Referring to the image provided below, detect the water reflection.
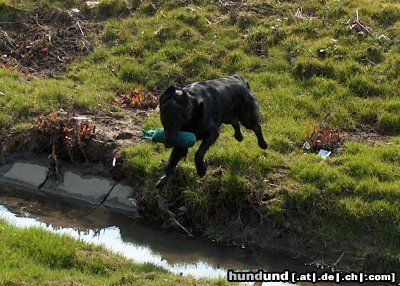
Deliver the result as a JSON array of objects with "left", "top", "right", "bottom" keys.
[{"left": 0, "top": 189, "right": 318, "bottom": 285}]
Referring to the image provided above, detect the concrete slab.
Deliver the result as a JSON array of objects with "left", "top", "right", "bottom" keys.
[
  {"left": 0, "top": 161, "right": 48, "bottom": 192},
  {"left": 42, "top": 169, "right": 115, "bottom": 204},
  {"left": 0, "top": 158, "right": 139, "bottom": 216},
  {"left": 103, "top": 183, "right": 138, "bottom": 214}
]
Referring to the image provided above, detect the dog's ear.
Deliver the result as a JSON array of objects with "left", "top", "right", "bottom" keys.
[
  {"left": 174, "top": 89, "right": 190, "bottom": 107},
  {"left": 160, "top": 86, "right": 176, "bottom": 105}
]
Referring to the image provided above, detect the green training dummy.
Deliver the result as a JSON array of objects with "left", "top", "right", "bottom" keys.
[{"left": 142, "top": 128, "right": 196, "bottom": 148}]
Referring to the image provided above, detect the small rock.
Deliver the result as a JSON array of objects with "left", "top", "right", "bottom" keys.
[
  {"left": 115, "top": 131, "right": 133, "bottom": 140},
  {"left": 302, "top": 141, "right": 311, "bottom": 150},
  {"left": 137, "top": 110, "right": 149, "bottom": 117},
  {"left": 84, "top": 1, "right": 100, "bottom": 9},
  {"left": 57, "top": 108, "right": 67, "bottom": 115},
  {"left": 178, "top": 206, "right": 187, "bottom": 213}
]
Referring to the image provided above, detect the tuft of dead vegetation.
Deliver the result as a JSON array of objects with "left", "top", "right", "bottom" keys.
[
  {"left": 35, "top": 112, "right": 96, "bottom": 151},
  {"left": 346, "top": 10, "right": 374, "bottom": 36},
  {"left": 113, "top": 90, "right": 158, "bottom": 110},
  {"left": 294, "top": 7, "right": 317, "bottom": 21},
  {"left": 35, "top": 112, "right": 98, "bottom": 169},
  {"left": 306, "top": 125, "right": 341, "bottom": 152},
  {"left": 0, "top": 7, "right": 101, "bottom": 76},
  {"left": 1, "top": 113, "right": 97, "bottom": 165}
]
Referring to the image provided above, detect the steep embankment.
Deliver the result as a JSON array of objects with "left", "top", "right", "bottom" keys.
[{"left": 1, "top": 0, "right": 400, "bottom": 274}]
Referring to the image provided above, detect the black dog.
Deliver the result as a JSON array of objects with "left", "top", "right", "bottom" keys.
[{"left": 156, "top": 75, "right": 267, "bottom": 188}]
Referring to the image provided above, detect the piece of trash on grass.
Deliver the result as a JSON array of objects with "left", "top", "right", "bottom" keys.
[
  {"left": 112, "top": 157, "right": 116, "bottom": 167},
  {"left": 317, "top": 149, "right": 331, "bottom": 160},
  {"left": 72, "top": 115, "right": 92, "bottom": 122}
]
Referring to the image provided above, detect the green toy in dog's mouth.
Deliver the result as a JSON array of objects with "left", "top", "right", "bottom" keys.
[{"left": 142, "top": 129, "right": 196, "bottom": 148}]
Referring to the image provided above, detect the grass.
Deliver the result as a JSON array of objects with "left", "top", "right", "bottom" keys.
[
  {"left": 0, "top": 220, "right": 227, "bottom": 285},
  {"left": 1, "top": 0, "right": 400, "bottom": 274},
  {"left": 287, "top": 141, "right": 400, "bottom": 270}
]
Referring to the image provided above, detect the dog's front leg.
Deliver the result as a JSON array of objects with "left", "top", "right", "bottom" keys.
[
  {"left": 231, "top": 119, "right": 243, "bottom": 142},
  {"left": 156, "top": 146, "right": 188, "bottom": 189},
  {"left": 195, "top": 130, "right": 219, "bottom": 177}
]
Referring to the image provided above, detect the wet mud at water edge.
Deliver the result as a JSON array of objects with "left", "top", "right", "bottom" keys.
[{"left": 0, "top": 189, "right": 362, "bottom": 286}]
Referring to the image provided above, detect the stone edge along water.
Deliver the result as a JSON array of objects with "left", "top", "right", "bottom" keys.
[{"left": 0, "top": 157, "right": 138, "bottom": 216}]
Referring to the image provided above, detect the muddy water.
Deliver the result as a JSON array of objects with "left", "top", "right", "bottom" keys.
[{"left": 0, "top": 189, "right": 334, "bottom": 285}]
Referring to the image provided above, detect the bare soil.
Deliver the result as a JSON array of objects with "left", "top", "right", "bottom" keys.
[
  {"left": 331, "top": 124, "right": 394, "bottom": 155},
  {"left": 342, "top": 124, "right": 392, "bottom": 145},
  {"left": 92, "top": 110, "right": 149, "bottom": 146}
]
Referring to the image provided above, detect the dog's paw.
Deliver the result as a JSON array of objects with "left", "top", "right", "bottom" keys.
[
  {"left": 234, "top": 133, "right": 243, "bottom": 142},
  {"left": 259, "top": 140, "right": 268, "bottom": 150},
  {"left": 196, "top": 162, "right": 207, "bottom": 177},
  {"left": 156, "top": 175, "right": 168, "bottom": 189}
]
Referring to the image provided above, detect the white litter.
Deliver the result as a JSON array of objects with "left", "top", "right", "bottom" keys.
[
  {"left": 72, "top": 115, "right": 92, "bottom": 122},
  {"left": 317, "top": 149, "right": 331, "bottom": 160}
]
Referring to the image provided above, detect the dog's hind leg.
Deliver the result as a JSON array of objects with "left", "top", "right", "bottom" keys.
[
  {"left": 195, "top": 129, "right": 219, "bottom": 177},
  {"left": 231, "top": 118, "right": 243, "bottom": 142},
  {"left": 156, "top": 146, "right": 188, "bottom": 189},
  {"left": 252, "top": 123, "right": 268, "bottom": 149},
  {"left": 239, "top": 114, "right": 268, "bottom": 150},
  {"left": 239, "top": 93, "right": 268, "bottom": 149}
]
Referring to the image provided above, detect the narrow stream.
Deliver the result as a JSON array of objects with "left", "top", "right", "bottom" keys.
[{"left": 0, "top": 188, "right": 334, "bottom": 285}]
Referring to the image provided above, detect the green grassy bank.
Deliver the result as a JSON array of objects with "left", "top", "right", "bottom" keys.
[
  {"left": 1, "top": 0, "right": 400, "bottom": 273},
  {"left": 0, "top": 220, "right": 226, "bottom": 285}
]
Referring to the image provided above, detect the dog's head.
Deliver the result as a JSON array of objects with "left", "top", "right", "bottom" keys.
[{"left": 159, "top": 86, "right": 200, "bottom": 148}]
